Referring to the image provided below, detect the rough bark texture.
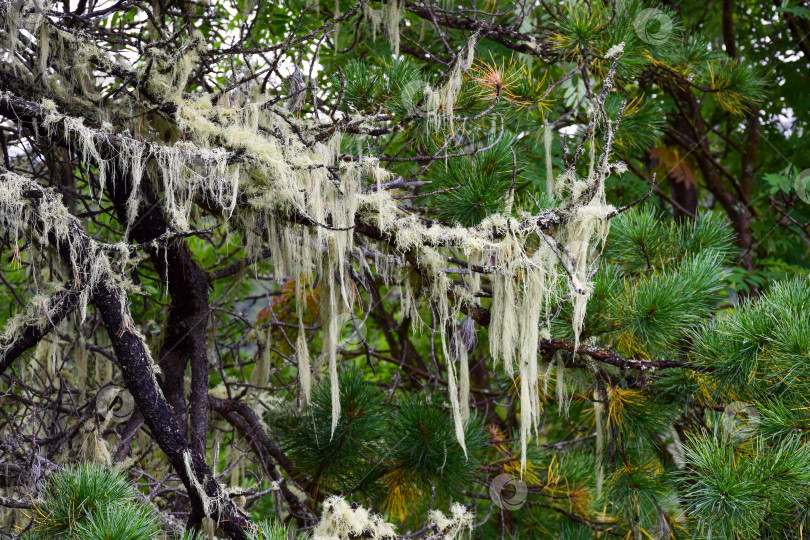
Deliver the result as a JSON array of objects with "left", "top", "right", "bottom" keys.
[
  {"left": 665, "top": 87, "right": 757, "bottom": 270},
  {"left": 0, "top": 138, "right": 250, "bottom": 540},
  {"left": 0, "top": 286, "right": 80, "bottom": 375}
]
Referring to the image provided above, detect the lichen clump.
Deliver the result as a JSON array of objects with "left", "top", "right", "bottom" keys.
[
  {"left": 7, "top": 21, "right": 619, "bottom": 473},
  {"left": 313, "top": 496, "right": 398, "bottom": 540},
  {"left": 427, "top": 503, "right": 474, "bottom": 539}
]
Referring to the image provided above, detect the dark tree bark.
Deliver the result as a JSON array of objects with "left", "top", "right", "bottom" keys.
[
  {"left": 0, "top": 286, "right": 80, "bottom": 375},
  {"left": 7, "top": 172, "right": 252, "bottom": 539},
  {"left": 106, "top": 175, "right": 211, "bottom": 460},
  {"left": 722, "top": 0, "right": 737, "bottom": 59},
  {"left": 664, "top": 88, "right": 757, "bottom": 270}
]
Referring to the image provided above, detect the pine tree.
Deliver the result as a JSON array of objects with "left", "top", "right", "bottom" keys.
[
  {"left": 0, "top": 0, "right": 806, "bottom": 539},
  {"left": 23, "top": 463, "right": 163, "bottom": 539}
]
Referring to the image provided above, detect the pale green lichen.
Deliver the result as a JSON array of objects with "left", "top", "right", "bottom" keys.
[
  {"left": 424, "top": 35, "right": 477, "bottom": 135},
  {"left": 544, "top": 119, "right": 554, "bottom": 196},
  {"left": 363, "top": 0, "right": 403, "bottom": 56},
  {"left": 427, "top": 503, "right": 474, "bottom": 540},
  {"left": 313, "top": 496, "right": 397, "bottom": 540},
  {"left": 143, "top": 31, "right": 207, "bottom": 103},
  {"left": 8, "top": 29, "right": 623, "bottom": 474},
  {"left": 183, "top": 450, "right": 218, "bottom": 517},
  {"left": 250, "top": 327, "right": 274, "bottom": 387}
]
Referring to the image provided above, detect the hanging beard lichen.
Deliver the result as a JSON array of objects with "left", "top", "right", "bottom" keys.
[
  {"left": 7, "top": 21, "right": 626, "bottom": 473},
  {"left": 423, "top": 34, "right": 478, "bottom": 136},
  {"left": 296, "top": 276, "right": 312, "bottom": 403},
  {"left": 363, "top": 0, "right": 403, "bottom": 56},
  {"left": 250, "top": 326, "right": 273, "bottom": 387},
  {"left": 544, "top": 118, "right": 554, "bottom": 196}
]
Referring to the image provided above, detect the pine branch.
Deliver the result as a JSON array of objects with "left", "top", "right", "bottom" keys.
[{"left": 540, "top": 338, "right": 699, "bottom": 371}]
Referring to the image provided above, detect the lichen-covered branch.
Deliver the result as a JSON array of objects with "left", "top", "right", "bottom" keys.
[
  {"left": 0, "top": 169, "right": 251, "bottom": 538},
  {"left": 0, "top": 284, "right": 79, "bottom": 376}
]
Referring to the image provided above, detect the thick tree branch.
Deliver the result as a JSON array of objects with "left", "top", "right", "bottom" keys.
[
  {"left": 0, "top": 286, "right": 80, "bottom": 376},
  {"left": 210, "top": 397, "right": 315, "bottom": 524},
  {"left": 0, "top": 170, "right": 252, "bottom": 539}
]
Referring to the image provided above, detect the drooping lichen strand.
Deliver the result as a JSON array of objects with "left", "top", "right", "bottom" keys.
[
  {"left": 296, "top": 278, "right": 312, "bottom": 403},
  {"left": 20, "top": 33, "right": 622, "bottom": 474},
  {"left": 566, "top": 204, "right": 611, "bottom": 352},
  {"left": 250, "top": 327, "right": 273, "bottom": 387},
  {"left": 321, "top": 262, "right": 343, "bottom": 437},
  {"left": 456, "top": 332, "right": 470, "bottom": 423},
  {"left": 363, "top": 0, "right": 403, "bottom": 56},
  {"left": 183, "top": 451, "right": 217, "bottom": 517},
  {"left": 38, "top": 23, "right": 49, "bottom": 75},
  {"left": 445, "top": 340, "right": 466, "bottom": 457},
  {"left": 424, "top": 34, "right": 477, "bottom": 135}
]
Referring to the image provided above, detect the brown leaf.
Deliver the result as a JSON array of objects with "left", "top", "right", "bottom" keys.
[{"left": 649, "top": 147, "right": 698, "bottom": 188}]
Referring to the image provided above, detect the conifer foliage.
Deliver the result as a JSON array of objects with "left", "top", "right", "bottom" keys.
[
  {"left": 23, "top": 463, "right": 163, "bottom": 540},
  {"left": 0, "top": 0, "right": 806, "bottom": 538}
]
